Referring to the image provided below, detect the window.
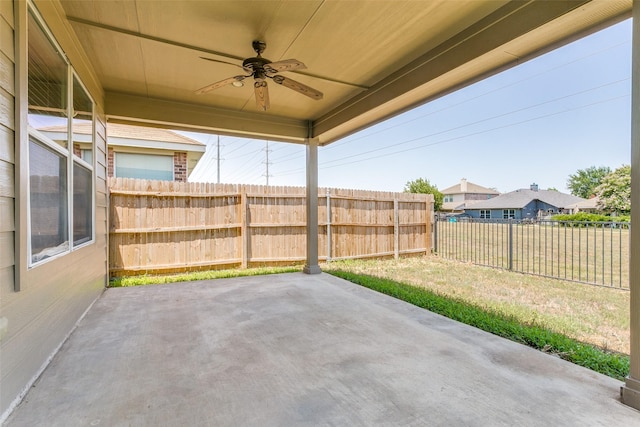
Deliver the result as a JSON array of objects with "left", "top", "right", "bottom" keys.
[
  {"left": 73, "top": 162, "right": 92, "bottom": 246},
  {"left": 72, "top": 75, "right": 94, "bottom": 247},
  {"left": 480, "top": 210, "right": 490, "bottom": 219},
  {"left": 115, "top": 152, "right": 173, "bottom": 181},
  {"left": 29, "top": 138, "right": 68, "bottom": 262},
  {"left": 73, "top": 75, "right": 94, "bottom": 166},
  {"left": 443, "top": 195, "right": 453, "bottom": 203},
  {"left": 27, "top": 10, "right": 68, "bottom": 142},
  {"left": 27, "top": 7, "right": 95, "bottom": 265},
  {"left": 80, "top": 149, "right": 93, "bottom": 164},
  {"left": 503, "top": 209, "right": 515, "bottom": 219}
]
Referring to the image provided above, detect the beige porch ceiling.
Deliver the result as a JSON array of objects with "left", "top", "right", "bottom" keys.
[{"left": 58, "top": 0, "right": 631, "bottom": 145}]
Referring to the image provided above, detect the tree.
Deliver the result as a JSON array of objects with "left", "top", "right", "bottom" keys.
[
  {"left": 566, "top": 166, "right": 611, "bottom": 199},
  {"left": 404, "top": 178, "right": 443, "bottom": 211},
  {"left": 595, "top": 165, "right": 631, "bottom": 216}
]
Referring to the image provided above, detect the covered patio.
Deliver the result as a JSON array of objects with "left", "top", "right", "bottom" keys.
[
  {"left": 6, "top": 273, "right": 640, "bottom": 425},
  {"left": 3, "top": 0, "right": 640, "bottom": 420}
]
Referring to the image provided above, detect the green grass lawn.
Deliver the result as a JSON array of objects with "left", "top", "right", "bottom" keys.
[
  {"left": 325, "top": 266, "right": 629, "bottom": 381},
  {"left": 109, "top": 265, "right": 303, "bottom": 287},
  {"left": 323, "top": 256, "right": 630, "bottom": 355}
]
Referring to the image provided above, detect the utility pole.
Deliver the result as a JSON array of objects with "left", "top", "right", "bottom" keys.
[
  {"left": 263, "top": 140, "right": 272, "bottom": 185},
  {"left": 216, "top": 135, "right": 221, "bottom": 184}
]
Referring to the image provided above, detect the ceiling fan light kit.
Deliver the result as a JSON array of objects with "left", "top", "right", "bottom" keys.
[{"left": 196, "top": 40, "right": 323, "bottom": 111}]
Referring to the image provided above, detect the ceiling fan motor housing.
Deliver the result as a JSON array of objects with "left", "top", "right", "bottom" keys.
[{"left": 243, "top": 56, "right": 271, "bottom": 81}]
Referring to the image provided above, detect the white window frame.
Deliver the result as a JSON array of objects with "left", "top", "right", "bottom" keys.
[
  {"left": 480, "top": 210, "right": 490, "bottom": 219},
  {"left": 27, "top": 128, "right": 69, "bottom": 265},
  {"left": 71, "top": 71, "right": 96, "bottom": 249},
  {"left": 26, "top": 5, "right": 96, "bottom": 268}
]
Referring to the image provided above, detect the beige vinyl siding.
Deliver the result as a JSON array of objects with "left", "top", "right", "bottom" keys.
[
  {"left": 0, "top": 1, "right": 108, "bottom": 418},
  {"left": 0, "top": 0, "right": 18, "bottom": 416},
  {"left": 0, "top": 0, "right": 15, "bottom": 298},
  {"left": 0, "top": 1, "right": 13, "bottom": 63}
]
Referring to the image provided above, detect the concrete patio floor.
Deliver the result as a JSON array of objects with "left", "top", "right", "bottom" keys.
[{"left": 5, "top": 272, "right": 640, "bottom": 426}]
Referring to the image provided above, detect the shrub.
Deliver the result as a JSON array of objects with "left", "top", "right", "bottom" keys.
[{"left": 552, "top": 213, "right": 630, "bottom": 227}]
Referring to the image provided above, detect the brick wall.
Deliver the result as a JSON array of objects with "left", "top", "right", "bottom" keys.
[
  {"left": 107, "top": 147, "right": 114, "bottom": 177},
  {"left": 174, "top": 152, "right": 188, "bottom": 182}
]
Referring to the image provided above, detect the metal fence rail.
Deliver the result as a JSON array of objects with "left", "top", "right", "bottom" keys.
[{"left": 434, "top": 218, "right": 630, "bottom": 289}]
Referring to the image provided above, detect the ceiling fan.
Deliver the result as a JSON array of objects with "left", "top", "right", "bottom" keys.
[{"left": 196, "top": 40, "right": 323, "bottom": 111}]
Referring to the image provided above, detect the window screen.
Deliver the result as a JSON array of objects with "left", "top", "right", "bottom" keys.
[
  {"left": 73, "top": 161, "right": 92, "bottom": 246},
  {"left": 29, "top": 138, "right": 68, "bottom": 263}
]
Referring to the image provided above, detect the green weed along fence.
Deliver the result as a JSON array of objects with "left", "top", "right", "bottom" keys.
[
  {"left": 108, "top": 178, "right": 434, "bottom": 276},
  {"left": 435, "top": 218, "right": 630, "bottom": 289}
]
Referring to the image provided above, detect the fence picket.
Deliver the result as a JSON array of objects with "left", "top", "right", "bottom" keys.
[{"left": 108, "top": 178, "right": 433, "bottom": 276}]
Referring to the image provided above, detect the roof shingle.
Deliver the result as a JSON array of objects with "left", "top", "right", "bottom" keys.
[
  {"left": 466, "top": 189, "right": 585, "bottom": 210},
  {"left": 39, "top": 123, "right": 204, "bottom": 146}
]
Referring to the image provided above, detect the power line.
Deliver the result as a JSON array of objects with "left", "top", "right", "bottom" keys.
[
  {"left": 223, "top": 139, "right": 252, "bottom": 156},
  {"left": 275, "top": 93, "right": 629, "bottom": 176},
  {"left": 320, "top": 78, "right": 629, "bottom": 167},
  {"left": 269, "top": 145, "right": 306, "bottom": 163},
  {"left": 224, "top": 148, "right": 265, "bottom": 182},
  {"left": 321, "top": 38, "right": 631, "bottom": 153},
  {"left": 320, "top": 94, "right": 629, "bottom": 170}
]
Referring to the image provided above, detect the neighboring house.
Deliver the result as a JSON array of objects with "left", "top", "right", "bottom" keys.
[
  {"left": 39, "top": 123, "right": 205, "bottom": 182},
  {"left": 565, "top": 197, "right": 601, "bottom": 214},
  {"left": 464, "top": 184, "right": 585, "bottom": 220},
  {"left": 440, "top": 178, "right": 500, "bottom": 212}
]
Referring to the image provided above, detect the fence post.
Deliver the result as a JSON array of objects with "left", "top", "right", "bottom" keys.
[
  {"left": 428, "top": 197, "right": 434, "bottom": 254},
  {"left": 508, "top": 220, "right": 513, "bottom": 271},
  {"left": 394, "top": 198, "right": 399, "bottom": 259},
  {"left": 241, "top": 193, "right": 248, "bottom": 268},
  {"left": 326, "top": 189, "right": 331, "bottom": 262},
  {"left": 433, "top": 212, "right": 438, "bottom": 254}
]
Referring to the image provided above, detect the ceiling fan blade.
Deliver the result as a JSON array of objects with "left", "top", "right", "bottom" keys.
[
  {"left": 264, "top": 59, "right": 307, "bottom": 74},
  {"left": 254, "top": 81, "right": 270, "bottom": 111},
  {"left": 195, "top": 75, "right": 247, "bottom": 95},
  {"left": 271, "top": 75, "right": 323, "bottom": 100},
  {"left": 200, "top": 57, "right": 245, "bottom": 71}
]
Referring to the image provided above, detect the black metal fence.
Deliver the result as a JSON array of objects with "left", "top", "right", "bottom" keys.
[{"left": 434, "top": 218, "right": 630, "bottom": 289}]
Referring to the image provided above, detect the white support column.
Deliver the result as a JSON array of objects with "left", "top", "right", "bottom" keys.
[
  {"left": 304, "top": 136, "right": 321, "bottom": 274},
  {"left": 621, "top": 0, "right": 640, "bottom": 410}
]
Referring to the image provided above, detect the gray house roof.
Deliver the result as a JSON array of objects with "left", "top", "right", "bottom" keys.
[
  {"left": 565, "top": 197, "right": 600, "bottom": 212},
  {"left": 466, "top": 189, "right": 585, "bottom": 210},
  {"left": 441, "top": 179, "right": 499, "bottom": 195}
]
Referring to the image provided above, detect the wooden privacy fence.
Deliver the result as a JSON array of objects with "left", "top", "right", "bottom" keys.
[{"left": 108, "top": 178, "right": 434, "bottom": 276}]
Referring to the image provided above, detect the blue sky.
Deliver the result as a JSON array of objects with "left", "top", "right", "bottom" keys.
[{"left": 185, "top": 19, "right": 632, "bottom": 194}]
